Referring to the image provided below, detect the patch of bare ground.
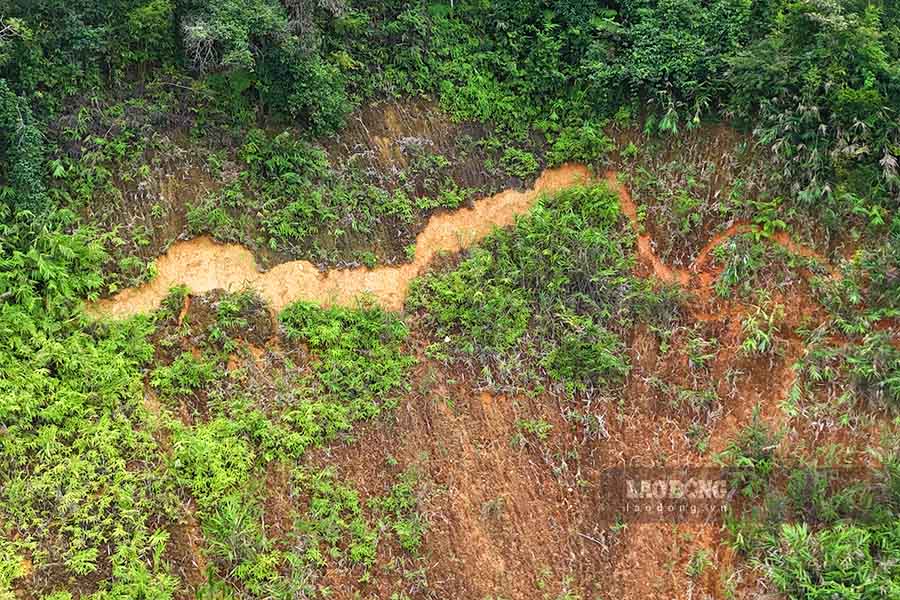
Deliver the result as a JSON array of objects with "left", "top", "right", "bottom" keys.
[
  {"left": 325, "top": 100, "right": 536, "bottom": 194},
  {"left": 263, "top": 461, "right": 296, "bottom": 543},
  {"left": 164, "top": 500, "right": 209, "bottom": 599},
  {"left": 603, "top": 313, "right": 794, "bottom": 598},
  {"left": 90, "top": 164, "right": 591, "bottom": 318},
  {"left": 301, "top": 369, "right": 615, "bottom": 600},
  {"left": 607, "top": 172, "right": 690, "bottom": 286},
  {"left": 300, "top": 326, "right": 786, "bottom": 600},
  {"left": 298, "top": 295, "right": 824, "bottom": 599},
  {"left": 86, "top": 100, "right": 549, "bottom": 290}
]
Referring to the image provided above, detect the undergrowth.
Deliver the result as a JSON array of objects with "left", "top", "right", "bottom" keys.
[
  {"left": 0, "top": 312, "right": 179, "bottom": 597},
  {"left": 279, "top": 300, "right": 416, "bottom": 421},
  {"left": 148, "top": 295, "right": 422, "bottom": 597},
  {"left": 408, "top": 183, "right": 682, "bottom": 394},
  {"left": 721, "top": 425, "right": 900, "bottom": 599}
]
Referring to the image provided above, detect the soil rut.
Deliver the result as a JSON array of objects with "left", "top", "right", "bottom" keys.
[{"left": 92, "top": 165, "right": 831, "bottom": 318}]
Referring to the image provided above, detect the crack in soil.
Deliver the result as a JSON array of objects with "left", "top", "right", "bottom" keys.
[
  {"left": 604, "top": 172, "right": 691, "bottom": 286},
  {"left": 91, "top": 165, "right": 832, "bottom": 319},
  {"left": 607, "top": 171, "right": 833, "bottom": 290},
  {"left": 90, "top": 164, "right": 591, "bottom": 317}
]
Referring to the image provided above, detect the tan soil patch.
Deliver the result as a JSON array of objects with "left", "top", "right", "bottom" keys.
[
  {"left": 92, "top": 163, "right": 834, "bottom": 320},
  {"left": 90, "top": 164, "right": 591, "bottom": 318}
]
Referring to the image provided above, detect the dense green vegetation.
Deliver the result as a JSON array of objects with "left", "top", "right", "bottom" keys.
[
  {"left": 1, "top": 0, "right": 898, "bottom": 598},
  {"left": 3, "top": 0, "right": 898, "bottom": 220},
  {"left": 408, "top": 183, "right": 680, "bottom": 393},
  {"left": 1, "top": 281, "right": 423, "bottom": 597},
  {"left": 721, "top": 418, "right": 900, "bottom": 599}
]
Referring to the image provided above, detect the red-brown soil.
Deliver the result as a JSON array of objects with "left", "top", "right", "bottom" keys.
[{"left": 103, "top": 161, "right": 892, "bottom": 600}]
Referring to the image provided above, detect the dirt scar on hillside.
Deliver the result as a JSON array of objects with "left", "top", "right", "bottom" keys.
[
  {"left": 91, "top": 164, "right": 833, "bottom": 319},
  {"left": 90, "top": 164, "right": 593, "bottom": 318}
]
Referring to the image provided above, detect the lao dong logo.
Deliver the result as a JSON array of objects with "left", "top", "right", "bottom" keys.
[
  {"left": 625, "top": 478, "right": 728, "bottom": 501},
  {"left": 597, "top": 467, "right": 734, "bottom": 522}
]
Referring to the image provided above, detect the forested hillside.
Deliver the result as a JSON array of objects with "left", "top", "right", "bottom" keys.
[{"left": 1, "top": 1, "right": 899, "bottom": 599}]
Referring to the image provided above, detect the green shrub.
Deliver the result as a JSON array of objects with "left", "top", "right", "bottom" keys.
[
  {"left": 713, "top": 235, "right": 767, "bottom": 298},
  {"left": 727, "top": 447, "right": 900, "bottom": 599},
  {"left": 172, "top": 418, "right": 256, "bottom": 511},
  {"left": 0, "top": 315, "right": 176, "bottom": 591},
  {"left": 500, "top": 147, "right": 539, "bottom": 179},
  {"left": 685, "top": 548, "right": 711, "bottom": 579},
  {"left": 716, "top": 408, "right": 779, "bottom": 499},
  {"left": 150, "top": 351, "right": 218, "bottom": 401},
  {"left": 728, "top": 0, "right": 899, "bottom": 219},
  {"left": 814, "top": 235, "right": 900, "bottom": 334},
  {"left": 797, "top": 333, "right": 900, "bottom": 413},
  {"left": 760, "top": 521, "right": 900, "bottom": 599},
  {"left": 516, "top": 419, "right": 553, "bottom": 442},
  {"left": 0, "top": 81, "right": 49, "bottom": 214},
  {"left": 409, "top": 183, "right": 657, "bottom": 392},
  {"left": 279, "top": 301, "right": 415, "bottom": 421},
  {"left": 410, "top": 247, "right": 532, "bottom": 354},
  {"left": 844, "top": 334, "right": 900, "bottom": 409},
  {"left": 294, "top": 467, "right": 378, "bottom": 569},
  {"left": 546, "top": 122, "right": 613, "bottom": 166},
  {"left": 368, "top": 469, "right": 426, "bottom": 555},
  {"left": 0, "top": 540, "right": 25, "bottom": 598},
  {"left": 739, "top": 303, "right": 783, "bottom": 356}
]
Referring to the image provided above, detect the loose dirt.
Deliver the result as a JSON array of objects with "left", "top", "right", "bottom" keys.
[
  {"left": 90, "top": 164, "right": 591, "bottom": 318},
  {"left": 92, "top": 164, "right": 833, "bottom": 319}
]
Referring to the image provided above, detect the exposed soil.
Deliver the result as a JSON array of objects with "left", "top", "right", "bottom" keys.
[
  {"left": 324, "top": 99, "right": 538, "bottom": 195},
  {"left": 89, "top": 164, "right": 591, "bottom": 318},
  {"left": 297, "top": 371, "right": 619, "bottom": 600},
  {"left": 607, "top": 124, "right": 778, "bottom": 268},
  {"left": 163, "top": 501, "right": 208, "bottom": 593},
  {"left": 91, "top": 165, "right": 833, "bottom": 321},
  {"left": 608, "top": 171, "right": 833, "bottom": 295},
  {"left": 288, "top": 308, "right": 815, "bottom": 599}
]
